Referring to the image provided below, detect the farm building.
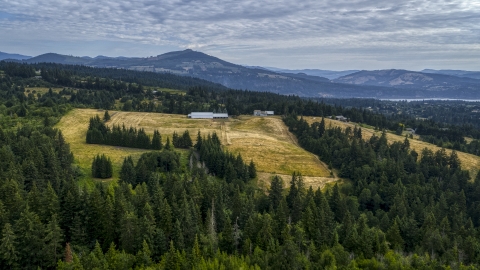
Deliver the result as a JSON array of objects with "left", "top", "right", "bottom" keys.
[
  {"left": 253, "top": 110, "right": 274, "bottom": 116},
  {"left": 327, "top": 115, "right": 348, "bottom": 122},
  {"left": 406, "top": 128, "right": 416, "bottom": 134},
  {"left": 188, "top": 112, "right": 229, "bottom": 119}
]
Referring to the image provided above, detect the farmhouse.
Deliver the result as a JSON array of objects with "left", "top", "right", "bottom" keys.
[
  {"left": 253, "top": 110, "right": 274, "bottom": 116},
  {"left": 188, "top": 112, "right": 228, "bottom": 119}
]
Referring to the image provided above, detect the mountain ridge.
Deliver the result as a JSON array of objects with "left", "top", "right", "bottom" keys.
[
  {"left": 4, "top": 50, "right": 480, "bottom": 99},
  {"left": 0, "top": 51, "right": 31, "bottom": 61}
]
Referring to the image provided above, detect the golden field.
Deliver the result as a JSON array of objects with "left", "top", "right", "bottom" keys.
[
  {"left": 304, "top": 117, "right": 480, "bottom": 180},
  {"left": 25, "top": 87, "right": 64, "bottom": 95},
  {"left": 56, "top": 109, "right": 334, "bottom": 188}
]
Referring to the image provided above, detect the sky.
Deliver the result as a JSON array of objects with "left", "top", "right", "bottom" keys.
[{"left": 0, "top": 0, "right": 479, "bottom": 70}]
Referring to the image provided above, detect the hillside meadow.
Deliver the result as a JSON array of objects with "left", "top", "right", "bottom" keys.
[
  {"left": 304, "top": 116, "right": 480, "bottom": 180},
  {"left": 56, "top": 109, "right": 334, "bottom": 188}
]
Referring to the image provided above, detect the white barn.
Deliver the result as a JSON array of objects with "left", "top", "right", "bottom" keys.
[{"left": 188, "top": 112, "right": 228, "bottom": 119}]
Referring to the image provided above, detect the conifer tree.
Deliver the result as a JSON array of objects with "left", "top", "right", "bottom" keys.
[
  {"left": 120, "top": 156, "right": 136, "bottom": 185},
  {"left": 104, "top": 110, "right": 111, "bottom": 121},
  {"left": 43, "top": 215, "right": 63, "bottom": 268},
  {"left": 182, "top": 130, "right": 193, "bottom": 148},
  {"left": 195, "top": 131, "right": 202, "bottom": 150},
  {"left": 0, "top": 223, "right": 18, "bottom": 268},
  {"left": 269, "top": 176, "right": 283, "bottom": 209},
  {"left": 165, "top": 137, "right": 172, "bottom": 150},
  {"left": 387, "top": 219, "right": 404, "bottom": 250},
  {"left": 151, "top": 130, "right": 162, "bottom": 150},
  {"left": 92, "top": 154, "right": 113, "bottom": 179},
  {"left": 248, "top": 159, "right": 257, "bottom": 179}
]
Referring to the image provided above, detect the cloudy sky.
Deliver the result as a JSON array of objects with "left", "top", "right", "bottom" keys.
[{"left": 0, "top": 0, "right": 479, "bottom": 70}]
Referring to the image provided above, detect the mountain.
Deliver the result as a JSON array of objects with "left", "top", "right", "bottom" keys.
[
  {"left": 7, "top": 50, "right": 480, "bottom": 99},
  {"left": 25, "top": 53, "right": 92, "bottom": 64},
  {"left": 260, "top": 67, "right": 359, "bottom": 80},
  {"left": 0, "top": 51, "right": 31, "bottom": 61},
  {"left": 422, "top": 69, "right": 480, "bottom": 80},
  {"left": 15, "top": 50, "right": 367, "bottom": 97},
  {"left": 333, "top": 69, "right": 480, "bottom": 99}
]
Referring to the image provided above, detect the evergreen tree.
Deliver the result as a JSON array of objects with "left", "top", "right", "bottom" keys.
[
  {"left": 104, "top": 110, "right": 111, "bottom": 121},
  {"left": 120, "top": 156, "right": 136, "bottom": 185},
  {"left": 269, "top": 176, "right": 284, "bottom": 209},
  {"left": 0, "top": 223, "right": 18, "bottom": 268},
  {"left": 165, "top": 137, "right": 172, "bottom": 150},
  {"left": 248, "top": 159, "right": 257, "bottom": 179},
  {"left": 386, "top": 219, "right": 404, "bottom": 251},
  {"left": 92, "top": 154, "right": 113, "bottom": 178},
  {"left": 43, "top": 215, "right": 63, "bottom": 268},
  {"left": 151, "top": 130, "right": 162, "bottom": 150}
]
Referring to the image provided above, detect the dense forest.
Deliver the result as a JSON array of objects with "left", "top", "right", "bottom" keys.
[
  {"left": 2, "top": 61, "right": 480, "bottom": 268},
  {"left": 316, "top": 98, "right": 480, "bottom": 156}
]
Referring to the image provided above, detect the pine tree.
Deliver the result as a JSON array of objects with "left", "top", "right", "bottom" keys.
[
  {"left": 195, "top": 131, "right": 202, "bottom": 150},
  {"left": 104, "top": 110, "right": 111, "bottom": 121},
  {"left": 182, "top": 130, "right": 193, "bottom": 148},
  {"left": 92, "top": 154, "right": 113, "bottom": 178},
  {"left": 43, "top": 215, "right": 64, "bottom": 268},
  {"left": 318, "top": 117, "right": 325, "bottom": 137},
  {"left": 172, "top": 131, "right": 179, "bottom": 148},
  {"left": 269, "top": 176, "right": 283, "bottom": 209},
  {"left": 387, "top": 219, "right": 404, "bottom": 250},
  {"left": 151, "top": 130, "right": 162, "bottom": 150},
  {"left": 120, "top": 156, "right": 136, "bottom": 185},
  {"left": 248, "top": 159, "right": 257, "bottom": 179},
  {"left": 165, "top": 137, "right": 172, "bottom": 150},
  {"left": 0, "top": 223, "right": 18, "bottom": 268},
  {"left": 14, "top": 206, "right": 45, "bottom": 268}
]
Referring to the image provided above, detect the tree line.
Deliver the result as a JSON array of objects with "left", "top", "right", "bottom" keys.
[{"left": 86, "top": 115, "right": 162, "bottom": 150}]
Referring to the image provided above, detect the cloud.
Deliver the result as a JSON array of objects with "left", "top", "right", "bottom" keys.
[{"left": 0, "top": 0, "right": 479, "bottom": 69}]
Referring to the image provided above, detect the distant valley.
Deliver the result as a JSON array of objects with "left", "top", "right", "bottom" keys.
[{"left": 3, "top": 50, "right": 480, "bottom": 99}]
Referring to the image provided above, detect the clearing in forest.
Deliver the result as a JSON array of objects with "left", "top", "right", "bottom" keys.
[
  {"left": 56, "top": 109, "right": 334, "bottom": 188},
  {"left": 304, "top": 116, "right": 480, "bottom": 180}
]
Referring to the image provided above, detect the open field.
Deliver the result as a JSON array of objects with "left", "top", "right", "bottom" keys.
[
  {"left": 25, "top": 87, "right": 64, "bottom": 95},
  {"left": 56, "top": 109, "right": 333, "bottom": 187},
  {"left": 225, "top": 116, "right": 331, "bottom": 178},
  {"left": 56, "top": 109, "right": 149, "bottom": 182},
  {"left": 108, "top": 112, "right": 330, "bottom": 177},
  {"left": 304, "top": 117, "right": 480, "bottom": 180}
]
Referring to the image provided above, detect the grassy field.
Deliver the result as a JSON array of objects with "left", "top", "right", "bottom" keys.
[
  {"left": 56, "top": 109, "right": 148, "bottom": 184},
  {"left": 304, "top": 117, "right": 480, "bottom": 180},
  {"left": 56, "top": 109, "right": 333, "bottom": 188},
  {"left": 25, "top": 87, "right": 64, "bottom": 95}
]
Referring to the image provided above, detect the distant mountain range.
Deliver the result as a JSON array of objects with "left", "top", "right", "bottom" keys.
[
  {"left": 2, "top": 50, "right": 480, "bottom": 99},
  {"left": 0, "top": 51, "right": 31, "bottom": 61},
  {"left": 422, "top": 69, "right": 480, "bottom": 80},
  {"left": 258, "top": 67, "right": 359, "bottom": 80},
  {"left": 333, "top": 69, "right": 480, "bottom": 98}
]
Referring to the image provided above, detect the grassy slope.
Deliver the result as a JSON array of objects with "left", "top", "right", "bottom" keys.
[
  {"left": 56, "top": 109, "right": 147, "bottom": 184},
  {"left": 56, "top": 109, "right": 334, "bottom": 188},
  {"left": 304, "top": 117, "right": 480, "bottom": 180}
]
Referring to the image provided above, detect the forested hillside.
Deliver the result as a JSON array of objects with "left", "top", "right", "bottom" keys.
[{"left": 2, "top": 61, "right": 480, "bottom": 269}]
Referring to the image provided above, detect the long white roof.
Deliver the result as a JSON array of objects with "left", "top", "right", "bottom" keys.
[{"left": 190, "top": 112, "right": 214, "bottom": 116}]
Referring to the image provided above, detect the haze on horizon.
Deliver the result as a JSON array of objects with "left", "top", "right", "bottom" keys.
[{"left": 0, "top": 0, "right": 479, "bottom": 71}]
